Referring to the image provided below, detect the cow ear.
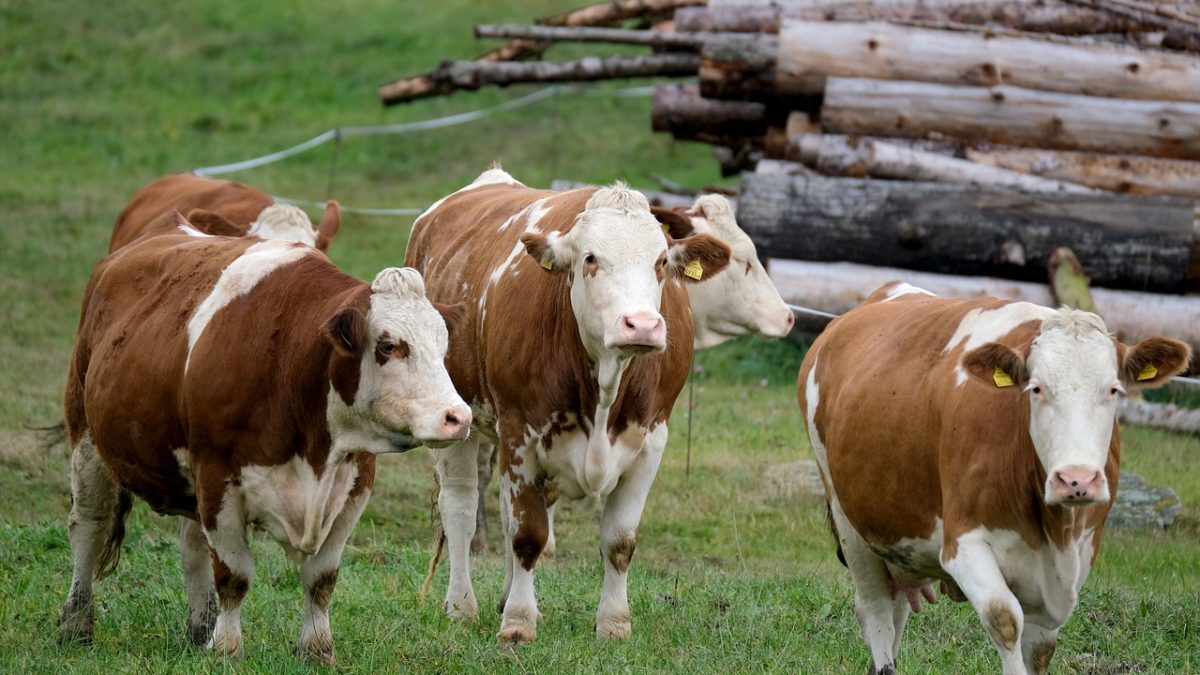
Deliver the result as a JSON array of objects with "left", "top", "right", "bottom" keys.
[
  {"left": 963, "top": 342, "right": 1029, "bottom": 390},
  {"left": 323, "top": 306, "right": 366, "bottom": 357},
  {"left": 315, "top": 201, "right": 341, "bottom": 252},
  {"left": 185, "top": 209, "right": 242, "bottom": 237},
  {"left": 651, "top": 206, "right": 694, "bottom": 240},
  {"left": 521, "top": 232, "right": 569, "bottom": 272},
  {"left": 433, "top": 302, "right": 467, "bottom": 334},
  {"left": 1119, "top": 336, "right": 1191, "bottom": 390},
  {"left": 667, "top": 233, "right": 731, "bottom": 284}
]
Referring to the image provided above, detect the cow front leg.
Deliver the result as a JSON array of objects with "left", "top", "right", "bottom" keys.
[
  {"left": 470, "top": 442, "right": 496, "bottom": 555},
  {"left": 200, "top": 483, "right": 254, "bottom": 660},
  {"left": 943, "top": 537, "right": 1028, "bottom": 675},
  {"left": 295, "top": 488, "right": 370, "bottom": 665},
  {"left": 1021, "top": 623, "right": 1058, "bottom": 675},
  {"left": 179, "top": 517, "right": 217, "bottom": 646},
  {"left": 59, "top": 432, "right": 127, "bottom": 644},
  {"left": 595, "top": 424, "right": 667, "bottom": 639},
  {"left": 497, "top": 466, "right": 549, "bottom": 643},
  {"left": 542, "top": 501, "right": 558, "bottom": 560},
  {"left": 437, "top": 437, "right": 480, "bottom": 620}
]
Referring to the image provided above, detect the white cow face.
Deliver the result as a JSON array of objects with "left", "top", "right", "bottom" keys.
[
  {"left": 522, "top": 185, "right": 732, "bottom": 359},
  {"left": 325, "top": 268, "right": 471, "bottom": 452},
  {"left": 660, "top": 195, "right": 794, "bottom": 349},
  {"left": 964, "top": 309, "right": 1191, "bottom": 506}
]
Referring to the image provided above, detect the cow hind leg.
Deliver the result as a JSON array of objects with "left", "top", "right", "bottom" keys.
[
  {"left": 179, "top": 517, "right": 217, "bottom": 647},
  {"left": 437, "top": 437, "right": 481, "bottom": 620},
  {"left": 59, "top": 432, "right": 130, "bottom": 644},
  {"left": 295, "top": 489, "right": 370, "bottom": 666},
  {"left": 830, "top": 501, "right": 904, "bottom": 674},
  {"left": 470, "top": 442, "right": 495, "bottom": 555}
]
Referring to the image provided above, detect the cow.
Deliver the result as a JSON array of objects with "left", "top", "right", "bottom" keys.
[
  {"left": 109, "top": 173, "right": 340, "bottom": 252},
  {"left": 405, "top": 167, "right": 731, "bottom": 642},
  {"left": 59, "top": 212, "right": 470, "bottom": 663},
  {"left": 468, "top": 193, "right": 795, "bottom": 555},
  {"left": 797, "top": 282, "right": 1191, "bottom": 675}
]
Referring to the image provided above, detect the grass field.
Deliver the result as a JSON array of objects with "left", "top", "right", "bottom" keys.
[{"left": 1, "top": 1, "right": 1198, "bottom": 672}]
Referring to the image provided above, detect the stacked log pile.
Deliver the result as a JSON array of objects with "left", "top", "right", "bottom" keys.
[{"left": 381, "top": 0, "right": 1200, "bottom": 370}]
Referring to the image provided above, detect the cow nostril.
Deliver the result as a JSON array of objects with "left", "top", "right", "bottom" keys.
[
  {"left": 1071, "top": 480, "right": 1078, "bottom": 487},
  {"left": 445, "top": 412, "right": 460, "bottom": 426}
]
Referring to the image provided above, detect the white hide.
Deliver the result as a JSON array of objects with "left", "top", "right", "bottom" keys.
[
  {"left": 683, "top": 195, "right": 793, "bottom": 349},
  {"left": 329, "top": 267, "right": 470, "bottom": 452},
  {"left": 943, "top": 301, "right": 1054, "bottom": 386},
  {"left": 238, "top": 455, "right": 360, "bottom": 559},
  {"left": 247, "top": 203, "right": 320, "bottom": 247}
]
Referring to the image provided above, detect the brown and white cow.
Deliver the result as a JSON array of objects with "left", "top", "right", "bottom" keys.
[
  {"left": 405, "top": 167, "right": 731, "bottom": 642},
  {"left": 798, "top": 282, "right": 1191, "bottom": 675},
  {"left": 468, "top": 193, "right": 794, "bottom": 555},
  {"left": 59, "top": 214, "right": 469, "bottom": 663},
  {"left": 110, "top": 173, "right": 340, "bottom": 252}
]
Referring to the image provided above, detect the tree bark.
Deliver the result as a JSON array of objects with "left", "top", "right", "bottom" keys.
[
  {"left": 1063, "top": 0, "right": 1200, "bottom": 52},
  {"left": 791, "top": 133, "right": 1096, "bottom": 192},
  {"left": 964, "top": 146, "right": 1200, "bottom": 198},
  {"left": 738, "top": 173, "right": 1199, "bottom": 292},
  {"left": 822, "top": 77, "right": 1200, "bottom": 160},
  {"left": 379, "top": 40, "right": 548, "bottom": 105},
  {"left": 676, "top": 2, "right": 1146, "bottom": 35},
  {"left": 753, "top": 21, "right": 1200, "bottom": 102},
  {"left": 652, "top": 84, "right": 772, "bottom": 144},
  {"left": 1116, "top": 398, "right": 1200, "bottom": 435},
  {"left": 475, "top": 24, "right": 703, "bottom": 49},
  {"left": 767, "top": 258, "right": 1200, "bottom": 358},
  {"left": 407, "top": 53, "right": 700, "bottom": 97},
  {"left": 539, "top": 0, "right": 706, "bottom": 27}
]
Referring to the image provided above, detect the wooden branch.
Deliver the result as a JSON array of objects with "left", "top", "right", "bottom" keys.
[
  {"left": 651, "top": 84, "right": 771, "bottom": 145},
  {"left": 475, "top": 24, "right": 702, "bottom": 49},
  {"left": 964, "top": 146, "right": 1200, "bottom": 198},
  {"left": 791, "top": 133, "right": 1096, "bottom": 193},
  {"left": 675, "top": 2, "right": 1146, "bottom": 35},
  {"left": 1063, "top": 0, "right": 1200, "bottom": 51},
  {"left": 379, "top": 40, "right": 547, "bottom": 105},
  {"left": 539, "top": 0, "right": 706, "bottom": 27},
  {"left": 770, "top": 21, "right": 1200, "bottom": 102},
  {"left": 737, "top": 173, "right": 1199, "bottom": 292},
  {"left": 767, "top": 258, "right": 1200, "bottom": 357},
  {"left": 822, "top": 77, "right": 1200, "bottom": 161}
]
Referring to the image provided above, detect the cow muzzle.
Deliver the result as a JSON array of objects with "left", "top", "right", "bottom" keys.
[
  {"left": 610, "top": 313, "right": 666, "bottom": 354},
  {"left": 1046, "top": 465, "right": 1108, "bottom": 506},
  {"left": 420, "top": 404, "right": 473, "bottom": 449}
]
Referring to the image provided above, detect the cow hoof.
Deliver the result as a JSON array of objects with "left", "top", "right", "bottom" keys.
[
  {"left": 297, "top": 637, "right": 336, "bottom": 666},
  {"left": 210, "top": 632, "right": 244, "bottom": 660},
  {"left": 497, "top": 620, "right": 536, "bottom": 644},
  {"left": 540, "top": 544, "right": 556, "bottom": 561},
  {"left": 58, "top": 605, "right": 94, "bottom": 645},
  {"left": 187, "top": 597, "right": 218, "bottom": 647},
  {"left": 595, "top": 615, "right": 632, "bottom": 639},
  {"left": 57, "top": 626, "right": 94, "bottom": 646},
  {"left": 445, "top": 598, "right": 479, "bottom": 622}
]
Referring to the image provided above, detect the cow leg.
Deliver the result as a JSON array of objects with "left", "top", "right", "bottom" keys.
[
  {"left": 829, "top": 499, "right": 904, "bottom": 674},
  {"left": 470, "top": 442, "right": 495, "bottom": 555},
  {"left": 59, "top": 432, "right": 123, "bottom": 644},
  {"left": 542, "top": 501, "right": 558, "bottom": 560},
  {"left": 437, "top": 436, "right": 480, "bottom": 620},
  {"left": 200, "top": 483, "right": 254, "bottom": 660},
  {"left": 943, "top": 540, "right": 1027, "bottom": 675},
  {"left": 497, "top": 452, "right": 548, "bottom": 643},
  {"left": 1021, "top": 623, "right": 1058, "bottom": 675},
  {"left": 595, "top": 424, "right": 667, "bottom": 639},
  {"left": 295, "top": 488, "right": 370, "bottom": 666},
  {"left": 497, "top": 482, "right": 515, "bottom": 614},
  {"left": 179, "top": 517, "right": 217, "bottom": 647}
]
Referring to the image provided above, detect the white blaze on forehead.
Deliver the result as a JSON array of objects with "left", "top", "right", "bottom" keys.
[
  {"left": 944, "top": 302, "right": 1054, "bottom": 386},
  {"left": 247, "top": 204, "right": 318, "bottom": 246},
  {"left": 186, "top": 240, "right": 313, "bottom": 372},
  {"left": 368, "top": 268, "right": 448, "bottom": 351},
  {"left": 882, "top": 282, "right": 936, "bottom": 302}
]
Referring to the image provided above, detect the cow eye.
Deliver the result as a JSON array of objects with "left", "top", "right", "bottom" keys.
[
  {"left": 660, "top": 258, "right": 668, "bottom": 268},
  {"left": 1031, "top": 385, "right": 1042, "bottom": 395},
  {"left": 377, "top": 342, "right": 395, "bottom": 355},
  {"left": 584, "top": 253, "right": 596, "bottom": 265}
]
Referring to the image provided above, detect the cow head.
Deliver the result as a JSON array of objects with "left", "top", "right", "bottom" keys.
[
  {"left": 248, "top": 202, "right": 341, "bottom": 252},
  {"left": 964, "top": 309, "right": 1190, "bottom": 507},
  {"left": 522, "top": 184, "right": 731, "bottom": 359},
  {"left": 655, "top": 195, "right": 794, "bottom": 349},
  {"left": 324, "top": 268, "right": 471, "bottom": 452}
]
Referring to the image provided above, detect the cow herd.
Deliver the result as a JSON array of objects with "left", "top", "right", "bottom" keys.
[{"left": 57, "top": 168, "right": 1190, "bottom": 674}]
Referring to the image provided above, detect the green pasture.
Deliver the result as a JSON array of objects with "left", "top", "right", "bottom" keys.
[{"left": 1, "top": 0, "right": 1197, "bottom": 672}]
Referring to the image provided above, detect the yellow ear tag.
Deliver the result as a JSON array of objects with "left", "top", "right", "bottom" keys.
[
  {"left": 540, "top": 255, "right": 553, "bottom": 270},
  {"left": 992, "top": 367, "right": 1015, "bottom": 388},
  {"left": 662, "top": 223, "right": 670, "bottom": 233},
  {"left": 1136, "top": 363, "right": 1158, "bottom": 381},
  {"left": 684, "top": 259, "right": 704, "bottom": 280}
]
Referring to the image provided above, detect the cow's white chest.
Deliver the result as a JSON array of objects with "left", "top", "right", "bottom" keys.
[
  {"left": 536, "top": 418, "right": 650, "bottom": 501},
  {"left": 238, "top": 455, "right": 359, "bottom": 562}
]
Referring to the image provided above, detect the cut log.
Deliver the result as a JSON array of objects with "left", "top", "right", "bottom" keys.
[
  {"left": 738, "top": 173, "right": 1199, "bottom": 292},
  {"left": 652, "top": 84, "right": 771, "bottom": 143},
  {"left": 676, "top": 2, "right": 1147, "bottom": 35},
  {"left": 964, "top": 147, "right": 1200, "bottom": 198},
  {"left": 822, "top": 77, "right": 1200, "bottom": 160},
  {"left": 475, "top": 24, "right": 703, "bottom": 49},
  {"left": 539, "top": 0, "right": 706, "bottom": 27},
  {"left": 379, "top": 40, "right": 547, "bottom": 105},
  {"left": 410, "top": 53, "right": 700, "bottom": 97},
  {"left": 1117, "top": 398, "right": 1200, "bottom": 435},
  {"left": 1063, "top": 0, "right": 1200, "bottom": 52},
  {"left": 791, "top": 133, "right": 1096, "bottom": 192},
  {"left": 767, "top": 258, "right": 1200, "bottom": 358},
  {"left": 703, "top": 21, "right": 1200, "bottom": 102}
]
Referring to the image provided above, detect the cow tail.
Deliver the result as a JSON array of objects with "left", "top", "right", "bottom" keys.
[
  {"left": 418, "top": 531, "right": 446, "bottom": 602},
  {"left": 94, "top": 488, "right": 134, "bottom": 582},
  {"left": 825, "top": 501, "right": 847, "bottom": 569}
]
